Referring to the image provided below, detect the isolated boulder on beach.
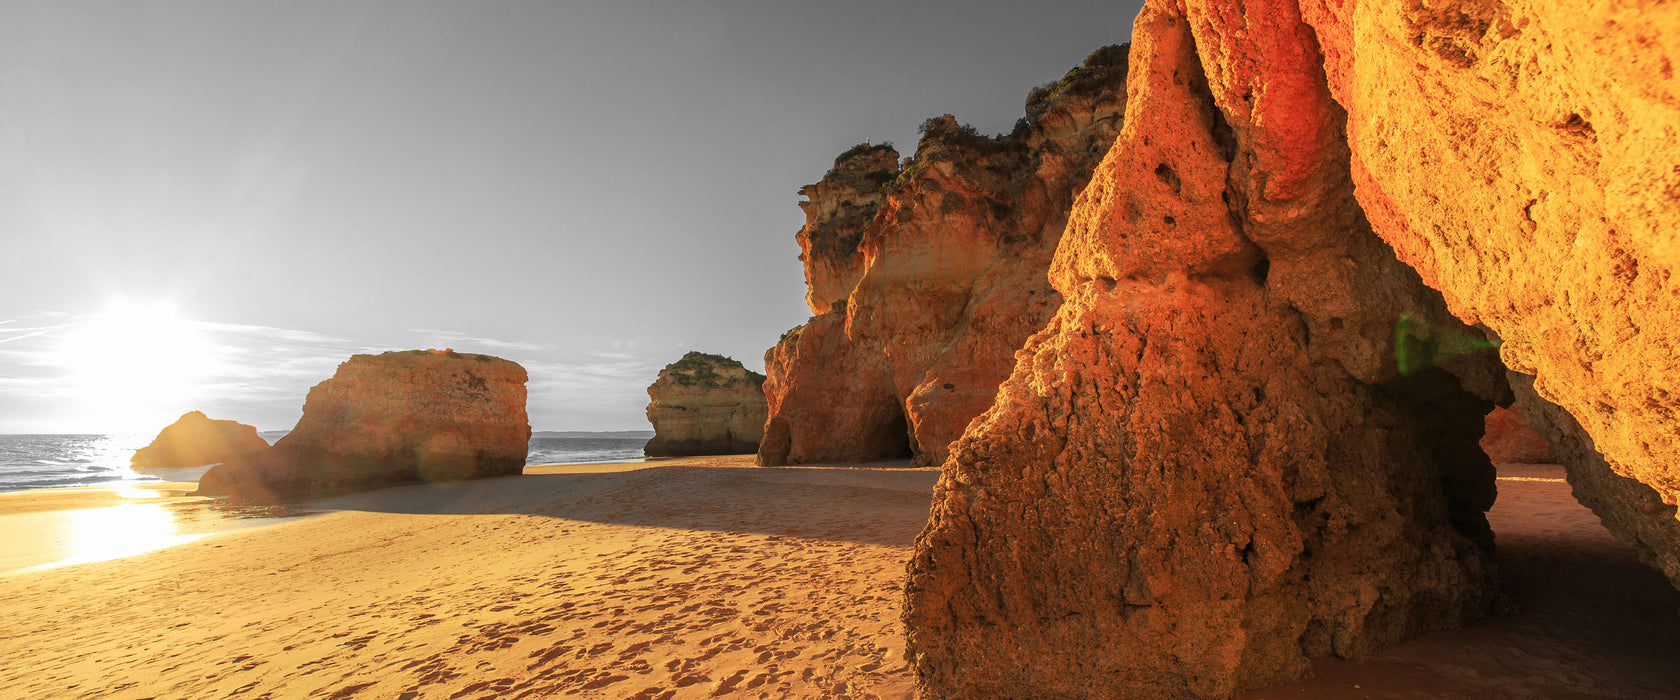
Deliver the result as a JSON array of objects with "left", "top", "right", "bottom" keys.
[
  {"left": 644, "top": 351, "right": 767, "bottom": 457},
  {"left": 131, "top": 411, "right": 269, "bottom": 470},
  {"left": 198, "top": 349, "right": 531, "bottom": 499}
]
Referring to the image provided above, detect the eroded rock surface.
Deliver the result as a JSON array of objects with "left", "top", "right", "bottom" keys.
[
  {"left": 131, "top": 411, "right": 269, "bottom": 470},
  {"left": 644, "top": 352, "right": 767, "bottom": 457},
  {"left": 199, "top": 350, "right": 530, "bottom": 499},
  {"left": 904, "top": 2, "right": 1507, "bottom": 696},
  {"left": 797, "top": 144, "right": 899, "bottom": 316},
  {"left": 1300, "top": 0, "right": 1680, "bottom": 592},
  {"left": 761, "top": 45, "right": 1130, "bottom": 467}
]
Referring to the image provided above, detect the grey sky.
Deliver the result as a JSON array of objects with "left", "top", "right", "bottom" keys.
[{"left": 0, "top": 0, "right": 1141, "bottom": 432}]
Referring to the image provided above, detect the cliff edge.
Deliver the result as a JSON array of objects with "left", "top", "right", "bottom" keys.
[{"left": 761, "top": 45, "right": 1131, "bottom": 468}]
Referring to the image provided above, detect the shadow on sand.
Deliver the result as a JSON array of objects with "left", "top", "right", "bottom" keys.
[{"left": 211, "top": 461, "right": 940, "bottom": 548}]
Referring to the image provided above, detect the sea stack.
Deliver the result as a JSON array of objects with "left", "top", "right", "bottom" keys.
[
  {"left": 198, "top": 350, "right": 530, "bottom": 499},
  {"left": 131, "top": 411, "right": 269, "bottom": 470},
  {"left": 760, "top": 45, "right": 1131, "bottom": 468},
  {"left": 643, "top": 351, "right": 768, "bottom": 457}
]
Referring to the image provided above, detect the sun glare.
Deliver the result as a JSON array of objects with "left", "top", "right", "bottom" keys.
[
  {"left": 21, "top": 503, "right": 207, "bottom": 573},
  {"left": 63, "top": 301, "right": 223, "bottom": 434}
]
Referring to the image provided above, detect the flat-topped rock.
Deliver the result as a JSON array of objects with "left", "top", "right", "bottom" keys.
[
  {"left": 198, "top": 350, "right": 530, "bottom": 499},
  {"left": 644, "top": 352, "right": 767, "bottom": 457}
]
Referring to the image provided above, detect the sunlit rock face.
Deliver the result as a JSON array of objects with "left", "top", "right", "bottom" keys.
[
  {"left": 643, "top": 351, "right": 767, "bottom": 457},
  {"left": 797, "top": 145, "right": 900, "bottom": 316},
  {"left": 198, "top": 350, "right": 529, "bottom": 498},
  {"left": 760, "top": 46, "right": 1130, "bottom": 467},
  {"left": 130, "top": 411, "right": 269, "bottom": 470},
  {"left": 904, "top": 2, "right": 1508, "bottom": 696},
  {"left": 1300, "top": 0, "right": 1680, "bottom": 594},
  {"left": 1480, "top": 405, "right": 1553, "bottom": 464}
]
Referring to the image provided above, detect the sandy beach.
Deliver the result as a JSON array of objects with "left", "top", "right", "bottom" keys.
[{"left": 0, "top": 459, "right": 1673, "bottom": 699}]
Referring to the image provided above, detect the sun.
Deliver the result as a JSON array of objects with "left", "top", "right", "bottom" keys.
[{"left": 62, "top": 301, "right": 223, "bottom": 434}]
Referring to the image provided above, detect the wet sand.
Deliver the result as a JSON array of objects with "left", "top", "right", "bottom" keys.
[{"left": 0, "top": 459, "right": 1673, "bottom": 699}]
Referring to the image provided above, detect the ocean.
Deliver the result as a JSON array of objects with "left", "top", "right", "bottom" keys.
[{"left": 0, "top": 431, "right": 653, "bottom": 494}]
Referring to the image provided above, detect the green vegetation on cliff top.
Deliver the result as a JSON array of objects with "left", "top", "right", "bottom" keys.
[{"left": 664, "top": 351, "right": 767, "bottom": 386}]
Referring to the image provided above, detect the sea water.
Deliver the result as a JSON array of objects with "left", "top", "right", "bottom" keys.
[{"left": 0, "top": 431, "right": 652, "bottom": 494}]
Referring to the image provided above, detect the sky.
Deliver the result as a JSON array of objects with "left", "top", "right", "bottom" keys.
[{"left": 0, "top": 0, "right": 1141, "bottom": 433}]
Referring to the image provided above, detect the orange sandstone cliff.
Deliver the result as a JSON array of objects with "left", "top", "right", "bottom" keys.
[
  {"left": 131, "top": 411, "right": 269, "bottom": 470},
  {"left": 904, "top": 1, "right": 1513, "bottom": 696},
  {"left": 902, "top": 0, "right": 1680, "bottom": 697},
  {"left": 199, "top": 350, "right": 530, "bottom": 499},
  {"left": 644, "top": 351, "right": 767, "bottom": 457},
  {"left": 760, "top": 46, "right": 1131, "bottom": 467}
]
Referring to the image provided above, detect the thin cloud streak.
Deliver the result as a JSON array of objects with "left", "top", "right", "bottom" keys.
[
  {"left": 0, "top": 325, "right": 73, "bottom": 345},
  {"left": 408, "top": 328, "right": 542, "bottom": 353}
]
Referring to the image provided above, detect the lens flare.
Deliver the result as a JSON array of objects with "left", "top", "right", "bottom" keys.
[
  {"left": 61, "top": 301, "right": 223, "bottom": 433},
  {"left": 1395, "top": 312, "right": 1501, "bottom": 375}
]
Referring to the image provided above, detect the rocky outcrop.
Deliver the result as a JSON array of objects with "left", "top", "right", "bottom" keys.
[
  {"left": 198, "top": 350, "right": 530, "bottom": 499},
  {"left": 760, "top": 45, "right": 1131, "bottom": 467},
  {"left": 644, "top": 352, "right": 767, "bottom": 456},
  {"left": 904, "top": 2, "right": 1509, "bottom": 697},
  {"left": 796, "top": 144, "right": 899, "bottom": 315},
  {"left": 1299, "top": 0, "right": 1680, "bottom": 594},
  {"left": 1509, "top": 371, "right": 1680, "bottom": 590},
  {"left": 1481, "top": 405, "right": 1553, "bottom": 465},
  {"left": 131, "top": 411, "right": 269, "bottom": 470}
]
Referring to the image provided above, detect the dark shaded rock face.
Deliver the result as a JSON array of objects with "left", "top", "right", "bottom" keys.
[
  {"left": 644, "top": 352, "right": 767, "bottom": 457},
  {"left": 760, "top": 45, "right": 1130, "bottom": 468},
  {"left": 131, "top": 411, "right": 269, "bottom": 470},
  {"left": 198, "top": 350, "right": 529, "bottom": 499},
  {"left": 903, "top": 2, "right": 1507, "bottom": 697}
]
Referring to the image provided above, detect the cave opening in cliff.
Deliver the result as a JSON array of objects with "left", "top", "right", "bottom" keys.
[{"left": 879, "top": 402, "right": 914, "bottom": 460}]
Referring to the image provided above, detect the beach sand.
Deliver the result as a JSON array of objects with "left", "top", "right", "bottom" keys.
[{"left": 0, "top": 458, "right": 1673, "bottom": 699}]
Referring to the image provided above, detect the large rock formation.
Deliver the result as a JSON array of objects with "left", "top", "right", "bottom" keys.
[
  {"left": 1299, "top": 0, "right": 1680, "bottom": 595},
  {"left": 904, "top": 2, "right": 1511, "bottom": 696},
  {"left": 760, "top": 45, "right": 1131, "bottom": 467},
  {"left": 131, "top": 411, "right": 269, "bottom": 470},
  {"left": 198, "top": 350, "right": 530, "bottom": 499},
  {"left": 643, "top": 351, "right": 767, "bottom": 456}
]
